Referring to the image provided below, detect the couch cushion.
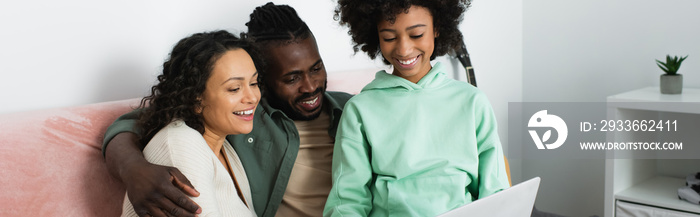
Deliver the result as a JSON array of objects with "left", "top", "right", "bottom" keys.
[
  {"left": 0, "top": 98, "right": 139, "bottom": 216},
  {"left": 326, "top": 68, "right": 378, "bottom": 94}
]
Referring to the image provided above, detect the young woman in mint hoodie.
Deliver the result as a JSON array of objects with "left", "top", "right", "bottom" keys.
[{"left": 324, "top": 0, "right": 510, "bottom": 216}]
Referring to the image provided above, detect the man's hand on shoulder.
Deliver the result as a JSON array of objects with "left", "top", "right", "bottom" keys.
[
  {"left": 105, "top": 132, "right": 202, "bottom": 217},
  {"left": 123, "top": 163, "right": 202, "bottom": 217}
]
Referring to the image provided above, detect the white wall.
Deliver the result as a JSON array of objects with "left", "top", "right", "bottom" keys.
[
  {"left": 524, "top": 0, "right": 700, "bottom": 102},
  {"left": 0, "top": 1, "right": 521, "bottom": 107},
  {"left": 0, "top": 0, "right": 380, "bottom": 115},
  {"left": 0, "top": 0, "right": 523, "bottom": 155},
  {"left": 0, "top": 0, "right": 523, "bottom": 210},
  {"left": 522, "top": 0, "right": 700, "bottom": 216}
]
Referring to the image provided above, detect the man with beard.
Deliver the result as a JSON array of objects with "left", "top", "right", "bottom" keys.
[{"left": 102, "top": 3, "right": 352, "bottom": 217}]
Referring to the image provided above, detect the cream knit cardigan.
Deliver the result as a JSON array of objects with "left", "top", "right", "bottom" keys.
[{"left": 121, "top": 120, "right": 256, "bottom": 217}]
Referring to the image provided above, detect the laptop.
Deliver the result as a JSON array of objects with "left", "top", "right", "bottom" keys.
[{"left": 436, "top": 177, "right": 541, "bottom": 217}]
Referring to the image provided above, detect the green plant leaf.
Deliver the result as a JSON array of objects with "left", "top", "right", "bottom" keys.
[
  {"left": 669, "top": 63, "right": 677, "bottom": 73},
  {"left": 658, "top": 54, "right": 688, "bottom": 75},
  {"left": 679, "top": 55, "right": 688, "bottom": 65},
  {"left": 657, "top": 62, "right": 670, "bottom": 74}
]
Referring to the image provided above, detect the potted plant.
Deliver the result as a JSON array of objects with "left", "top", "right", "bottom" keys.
[{"left": 656, "top": 54, "right": 688, "bottom": 94}]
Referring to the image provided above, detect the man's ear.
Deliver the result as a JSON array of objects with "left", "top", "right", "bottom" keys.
[{"left": 434, "top": 28, "right": 440, "bottom": 38}]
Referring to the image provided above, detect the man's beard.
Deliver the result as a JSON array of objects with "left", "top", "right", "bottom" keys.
[{"left": 266, "top": 84, "right": 326, "bottom": 121}]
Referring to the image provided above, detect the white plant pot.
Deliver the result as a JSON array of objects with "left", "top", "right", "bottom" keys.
[{"left": 660, "top": 74, "right": 683, "bottom": 94}]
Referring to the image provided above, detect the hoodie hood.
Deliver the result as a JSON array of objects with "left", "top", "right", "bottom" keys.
[{"left": 361, "top": 62, "right": 448, "bottom": 92}]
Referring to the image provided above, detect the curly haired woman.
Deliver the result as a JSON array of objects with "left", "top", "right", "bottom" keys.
[
  {"left": 325, "top": 1, "right": 510, "bottom": 216},
  {"left": 120, "top": 30, "right": 263, "bottom": 217}
]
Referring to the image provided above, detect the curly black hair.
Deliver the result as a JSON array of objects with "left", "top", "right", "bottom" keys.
[
  {"left": 246, "top": 2, "right": 312, "bottom": 47},
  {"left": 335, "top": 0, "right": 471, "bottom": 64},
  {"left": 137, "top": 30, "right": 264, "bottom": 147}
]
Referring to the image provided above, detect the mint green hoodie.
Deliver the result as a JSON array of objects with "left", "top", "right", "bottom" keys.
[{"left": 324, "top": 62, "right": 510, "bottom": 217}]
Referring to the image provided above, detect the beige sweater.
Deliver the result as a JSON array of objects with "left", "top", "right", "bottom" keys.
[{"left": 121, "top": 120, "right": 256, "bottom": 217}]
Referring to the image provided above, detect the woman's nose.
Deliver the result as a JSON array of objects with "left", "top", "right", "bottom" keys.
[
  {"left": 243, "top": 86, "right": 260, "bottom": 104},
  {"left": 396, "top": 38, "right": 414, "bottom": 56}
]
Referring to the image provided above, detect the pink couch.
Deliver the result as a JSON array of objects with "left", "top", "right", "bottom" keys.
[
  {"left": 0, "top": 69, "right": 377, "bottom": 217},
  {"left": 0, "top": 98, "right": 140, "bottom": 216}
]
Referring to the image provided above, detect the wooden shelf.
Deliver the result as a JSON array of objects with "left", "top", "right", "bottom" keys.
[{"left": 616, "top": 176, "right": 700, "bottom": 215}]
